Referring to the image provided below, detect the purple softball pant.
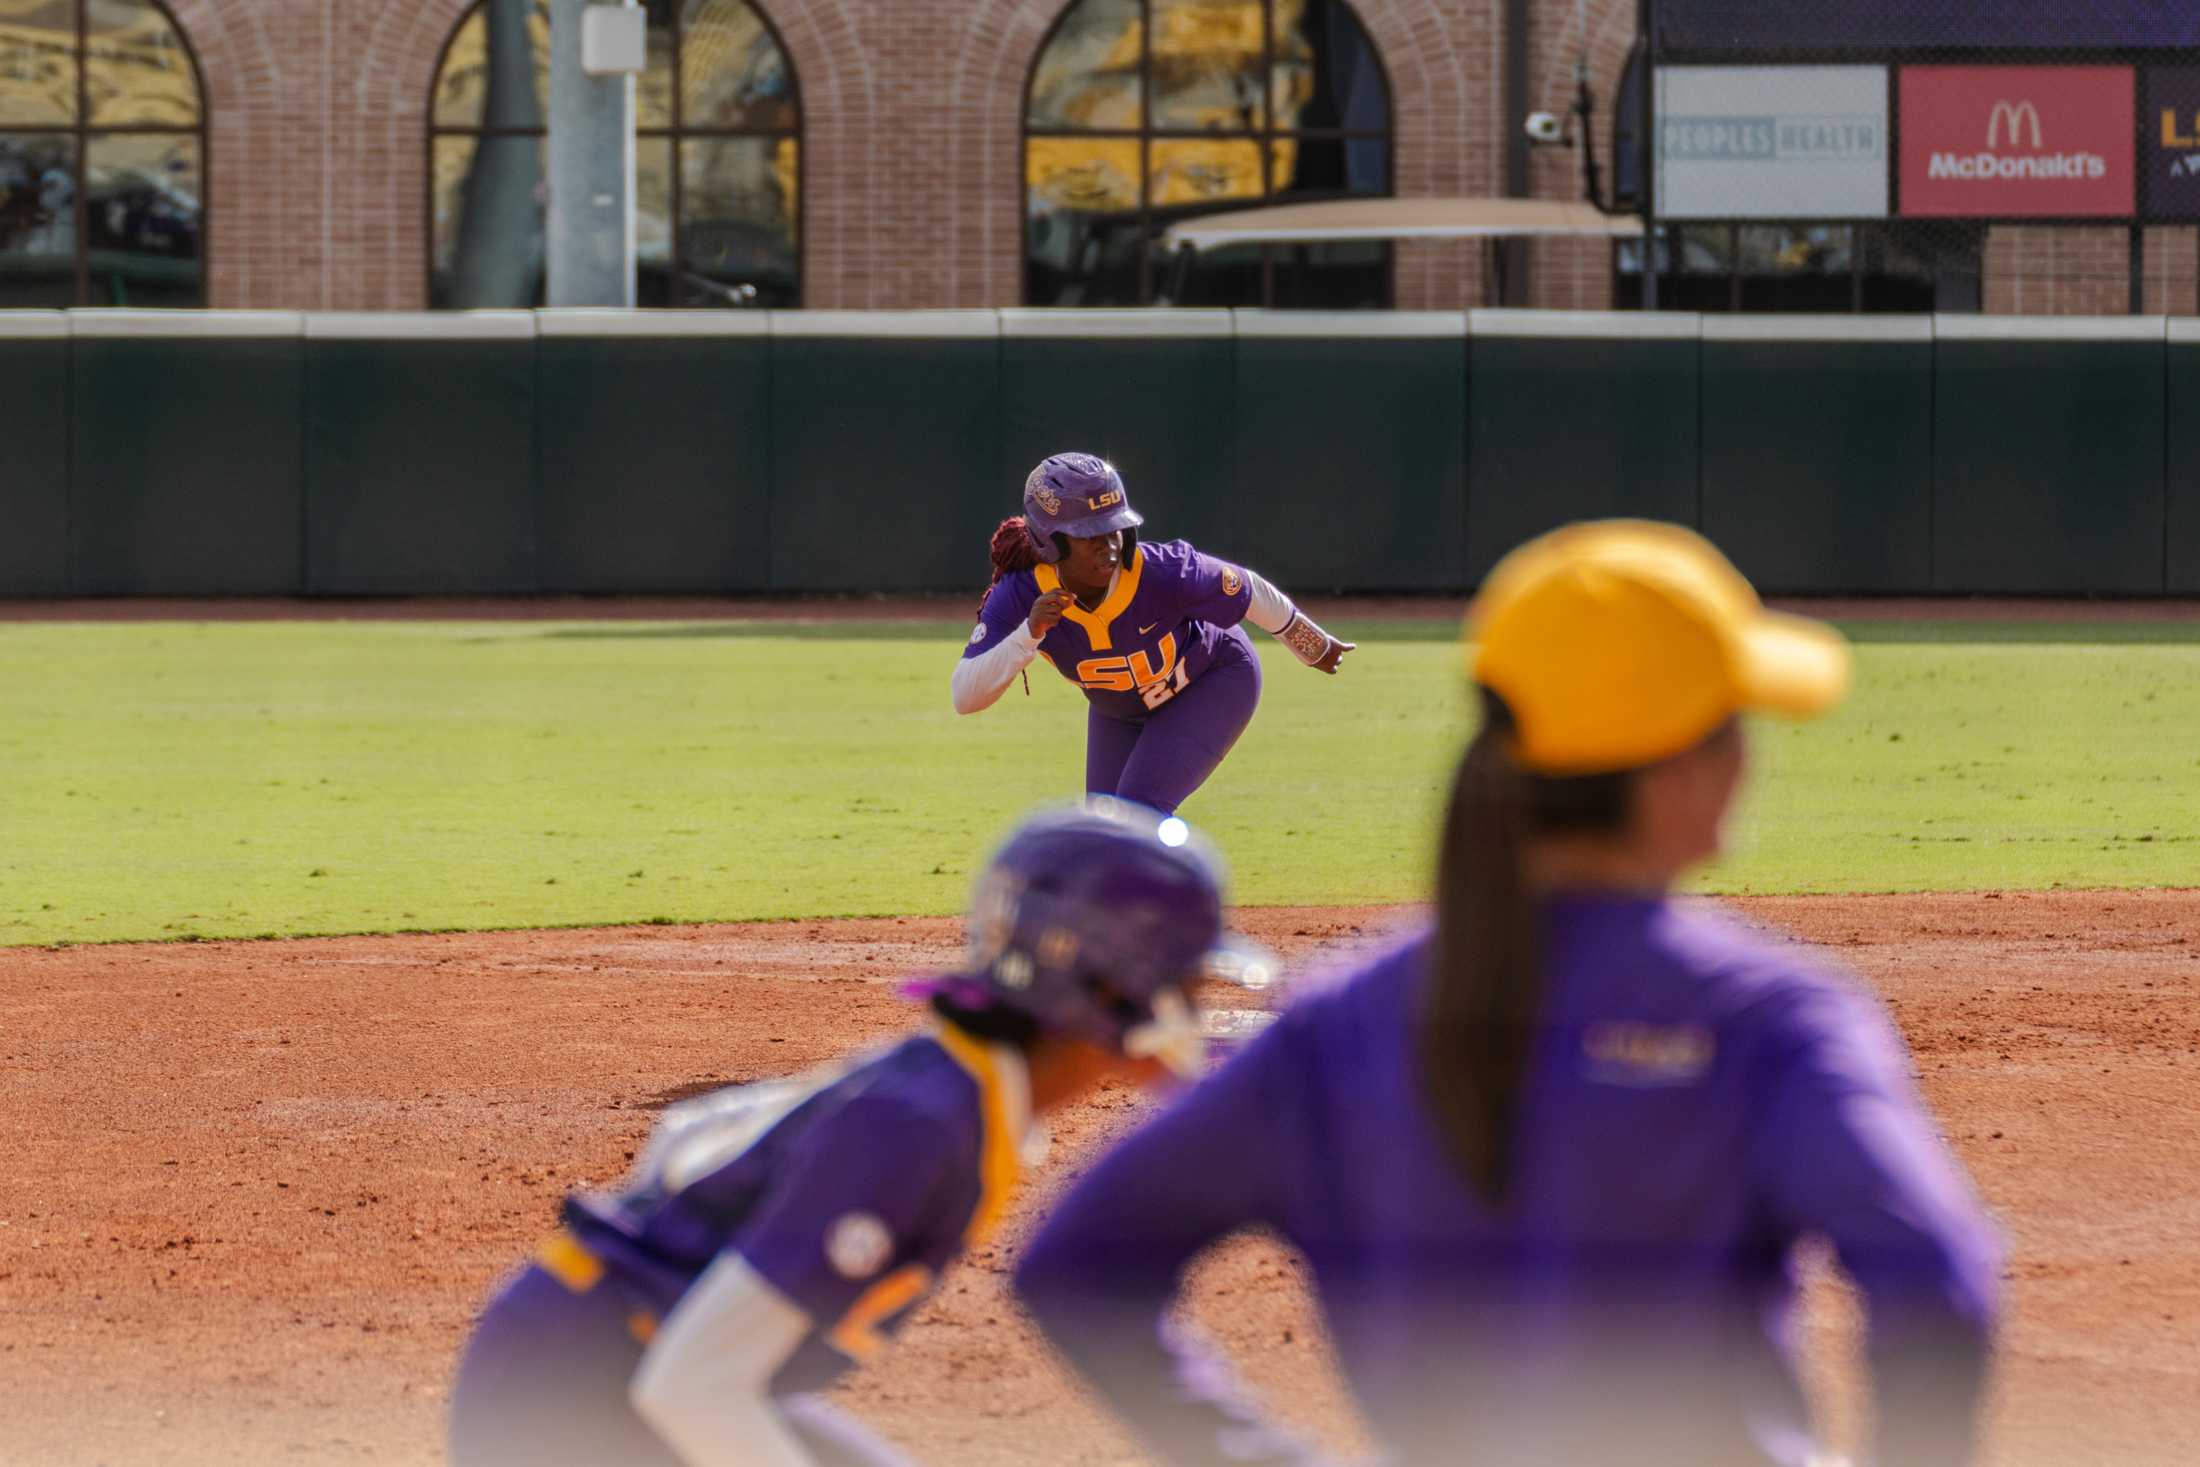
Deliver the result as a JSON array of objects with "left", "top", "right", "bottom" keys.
[
  {"left": 448, "top": 1263, "right": 911, "bottom": 1467},
  {"left": 1085, "top": 625, "right": 1262, "bottom": 816}
]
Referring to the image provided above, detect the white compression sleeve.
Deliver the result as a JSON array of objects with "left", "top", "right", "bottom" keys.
[
  {"left": 1240, "top": 567, "right": 1296, "bottom": 634},
  {"left": 950, "top": 622, "right": 1042, "bottom": 715},
  {"left": 628, "top": 1253, "right": 823, "bottom": 1467}
]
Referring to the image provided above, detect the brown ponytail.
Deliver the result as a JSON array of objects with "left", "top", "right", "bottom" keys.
[{"left": 1420, "top": 689, "right": 1629, "bottom": 1205}]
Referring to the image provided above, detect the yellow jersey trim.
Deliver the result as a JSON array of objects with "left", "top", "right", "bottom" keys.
[
  {"left": 933, "top": 1026, "right": 1024, "bottom": 1247},
  {"left": 1033, "top": 546, "right": 1143, "bottom": 652},
  {"left": 536, "top": 1230, "right": 605, "bottom": 1293},
  {"left": 827, "top": 1263, "right": 932, "bottom": 1363}
]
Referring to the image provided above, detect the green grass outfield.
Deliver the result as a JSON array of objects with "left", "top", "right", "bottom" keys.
[{"left": 1, "top": 616, "right": 2195, "bottom": 946}]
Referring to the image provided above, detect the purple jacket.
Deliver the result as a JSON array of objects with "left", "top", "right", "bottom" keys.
[{"left": 1016, "top": 895, "right": 2002, "bottom": 1467}]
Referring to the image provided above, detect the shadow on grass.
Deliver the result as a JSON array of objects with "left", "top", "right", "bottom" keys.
[
  {"left": 1361, "top": 619, "right": 2200, "bottom": 646},
  {"left": 1831, "top": 621, "right": 2200, "bottom": 646}
]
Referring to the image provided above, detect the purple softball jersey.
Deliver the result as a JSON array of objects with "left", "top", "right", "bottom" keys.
[
  {"left": 538, "top": 1030, "right": 1018, "bottom": 1391},
  {"left": 1079, "top": 628, "right": 1261, "bottom": 815},
  {"left": 966, "top": 539, "right": 1254, "bottom": 724},
  {"left": 1016, "top": 895, "right": 2003, "bottom": 1467}
]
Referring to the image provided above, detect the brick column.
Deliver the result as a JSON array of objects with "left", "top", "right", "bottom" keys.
[{"left": 1523, "top": 0, "right": 1638, "bottom": 310}]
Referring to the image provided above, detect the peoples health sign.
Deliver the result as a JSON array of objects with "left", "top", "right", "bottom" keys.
[
  {"left": 1656, "top": 67, "right": 1888, "bottom": 219},
  {"left": 1899, "top": 67, "right": 2135, "bottom": 218}
]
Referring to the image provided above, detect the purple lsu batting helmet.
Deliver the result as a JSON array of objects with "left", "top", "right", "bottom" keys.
[
  {"left": 1021, "top": 453, "right": 1144, "bottom": 564},
  {"left": 940, "top": 801, "right": 1232, "bottom": 1076}
]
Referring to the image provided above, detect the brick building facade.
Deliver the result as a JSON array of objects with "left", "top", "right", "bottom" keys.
[{"left": 49, "top": 0, "right": 2200, "bottom": 314}]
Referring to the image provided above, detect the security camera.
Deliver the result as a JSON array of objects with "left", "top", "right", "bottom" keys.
[{"left": 1525, "top": 111, "right": 1569, "bottom": 146}]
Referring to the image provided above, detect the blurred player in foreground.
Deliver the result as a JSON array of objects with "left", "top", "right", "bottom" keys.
[
  {"left": 953, "top": 452, "right": 1351, "bottom": 814},
  {"left": 1017, "top": 521, "right": 2003, "bottom": 1467},
  {"left": 449, "top": 802, "right": 1242, "bottom": 1467}
]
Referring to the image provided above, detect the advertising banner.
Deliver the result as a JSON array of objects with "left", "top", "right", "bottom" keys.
[
  {"left": 1898, "top": 67, "right": 2135, "bottom": 218},
  {"left": 2144, "top": 66, "right": 2200, "bottom": 221},
  {"left": 1655, "top": 67, "right": 1888, "bottom": 219},
  {"left": 1659, "top": 1, "right": 2200, "bottom": 53}
]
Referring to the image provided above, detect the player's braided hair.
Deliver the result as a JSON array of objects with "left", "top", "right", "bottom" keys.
[
  {"left": 984, "top": 516, "right": 1041, "bottom": 607},
  {"left": 984, "top": 517, "right": 1043, "bottom": 697},
  {"left": 1421, "top": 690, "right": 1628, "bottom": 1206}
]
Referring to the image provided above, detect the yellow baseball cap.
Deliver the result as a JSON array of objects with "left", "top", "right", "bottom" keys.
[{"left": 1467, "top": 520, "right": 1850, "bottom": 776}]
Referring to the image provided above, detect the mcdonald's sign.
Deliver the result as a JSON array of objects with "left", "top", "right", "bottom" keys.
[
  {"left": 1900, "top": 66, "right": 2134, "bottom": 217},
  {"left": 1987, "top": 101, "right": 2043, "bottom": 150}
]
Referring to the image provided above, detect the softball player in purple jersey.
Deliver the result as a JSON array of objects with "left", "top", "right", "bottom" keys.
[
  {"left": 953, "top": 452, "right": 1352, "bottom": 815},
  {"left": 1017, "top": 522, "right": 2004, "bottom": 1467},
  {"left": 447, "top": 802, "right": 1244, "bottom": 1467}
]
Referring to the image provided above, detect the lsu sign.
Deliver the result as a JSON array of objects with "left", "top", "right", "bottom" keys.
[
  {"left": 1899, "top": 66, "right": 2135, "bottom": 217},
  {"left": 2144, "top": 66, "right": 2200, "bottom": 220}
]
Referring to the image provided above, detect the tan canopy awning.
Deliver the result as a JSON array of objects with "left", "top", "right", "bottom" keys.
[{"left": 1164, "top": 197, "right": 1644, "bottom": 253}]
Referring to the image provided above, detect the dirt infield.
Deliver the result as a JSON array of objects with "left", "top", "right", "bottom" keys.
[{"left": 6, "top": 893, "right": 2197, "bottom": 1467}]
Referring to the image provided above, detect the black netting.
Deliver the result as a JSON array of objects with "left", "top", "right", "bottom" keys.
[{"left": 1626, "top": 1, "right": 2200, "bottom": 313}]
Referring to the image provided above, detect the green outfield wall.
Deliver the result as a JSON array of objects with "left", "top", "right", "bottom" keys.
[
  {"left": 1468, "top": 311, "right": 1701, "bottom": 582},
  {"left": 1699, "top": 316, "right": 1934, "bottom": 594},
  {"left": 998, "top": 309, "right": 1238, "bottom": 553},
  {"left": 3, "top": 307, "right": 2191, "bottom": 597},
  {"left": 0, "top": 313, "right": 68, "bottom": 595},
  {"left": 534, "top": 310, "right": 773, "bottom": 592},
  {"left": 72, "top": 311, "right": 305, "bottom": 594}
]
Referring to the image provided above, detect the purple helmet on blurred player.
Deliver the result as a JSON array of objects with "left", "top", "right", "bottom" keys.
[
  {"left": 1021, "top": 452, "right": 1144, "bottom": 564},
  {"left": 932, "top": 800, "right": 1241, "bottom": 1077}
]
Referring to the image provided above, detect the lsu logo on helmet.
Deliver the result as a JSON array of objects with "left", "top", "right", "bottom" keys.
[{"left": 1025, "top": 463, "right": 1063, "bottom": 516}]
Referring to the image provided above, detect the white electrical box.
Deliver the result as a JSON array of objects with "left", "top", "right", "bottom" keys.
[{"left": 581, "top": 4, "right": 647, "bottom": 76}]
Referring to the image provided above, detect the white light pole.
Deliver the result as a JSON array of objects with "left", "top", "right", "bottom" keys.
[{"left": 547, "top": 0, "right": 643, "bottom": 307}]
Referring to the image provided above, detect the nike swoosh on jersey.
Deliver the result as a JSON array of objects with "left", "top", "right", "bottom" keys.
[{"left": 1138, "top": 623, "right": 1159, "bottom": 635}]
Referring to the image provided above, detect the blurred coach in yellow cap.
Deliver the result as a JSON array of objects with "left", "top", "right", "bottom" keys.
[{"left": 1016, "top": 520, "right": 2003, "bottom": 1467}]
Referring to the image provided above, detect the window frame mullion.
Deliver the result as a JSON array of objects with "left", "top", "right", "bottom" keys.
[
  {"left": 669, "top": 0, "right": 683, "bottom": 305},
  {"left": 74, "top": 0, "right": 90, "bottom": 303}
]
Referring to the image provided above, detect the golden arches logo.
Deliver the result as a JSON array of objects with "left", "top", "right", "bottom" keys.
[{"left": 1987, "top": 100, "right": 2043, "bottom": 150}]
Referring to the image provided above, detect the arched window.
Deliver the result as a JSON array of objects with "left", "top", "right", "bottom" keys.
[
  {"left": 430, "top": 0, "right": 800, "bottom": 308},
  {"left": 1024, "top": 0, "right": 1391, "bottom": 308},
  {"left": 0, "top": 0, "right": 207, "bottom": 306}
]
